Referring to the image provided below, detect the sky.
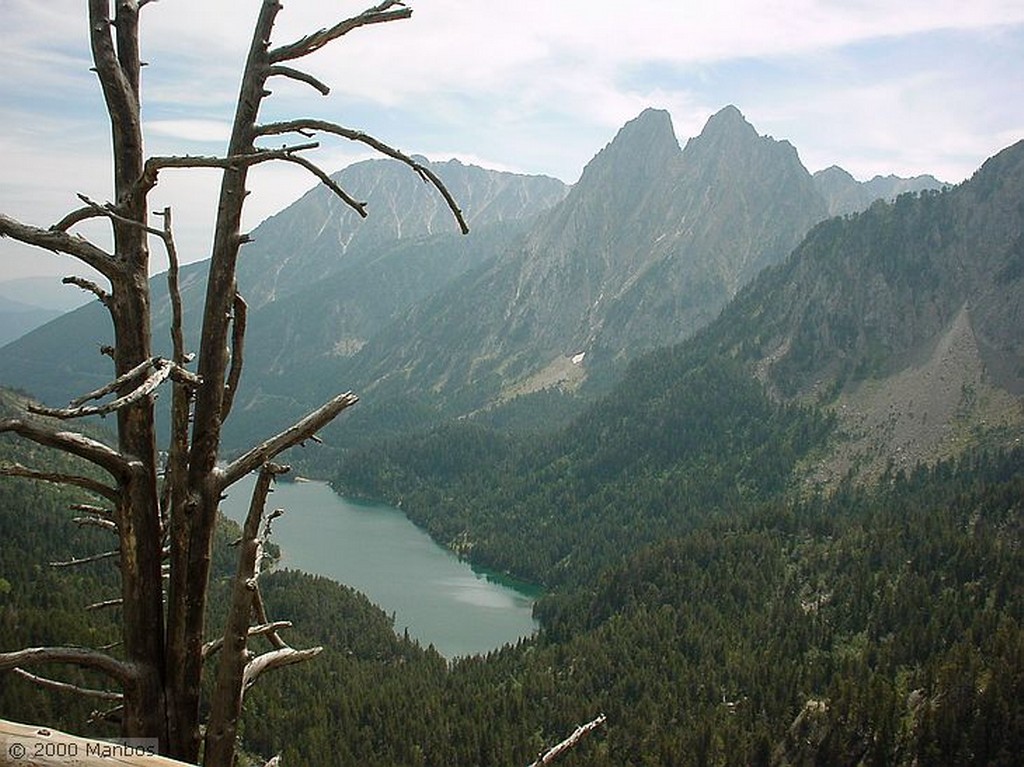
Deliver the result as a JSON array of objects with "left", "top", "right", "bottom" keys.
[{"left": 1, "top": 0, "right": 1023, "bottom": 284}]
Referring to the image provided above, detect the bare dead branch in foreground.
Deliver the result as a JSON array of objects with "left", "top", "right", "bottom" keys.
[
  {"left": 257, "top": 118, "right": 469, "bottom": 233},
  {"left": 528, "top": 714, "right": 608, "bottom": 767},
  {"left": 219, "top": 391, "right": 360, "bottom": 488},
  {"left": 202, "top": 622, "right": 293, "bottom": 661},
  {"left": 27, "top": 359, "right": 201, "bottom": 420},
  {"left": 268, "top": 1, "right": 412, "bottom": 63},
  {"left": 0, "top": 463, "right": 118, "bottom": 502},
  {"left": 86, "top": 598, "right": 124, "bottom": 612},
  {"left": 12, "top": 668, "right": 124, "bottom": 702},
  {"left": 50, "top": 549, "right": 119, "bottom": 568},
  {"left": 62, "top": 275, "right": 111, "bottom": 305},
  {"left": 0, "top": 212, "right": 116, "bottom": 277},
  {"left": 0, "top": 420, "right": 129, "bottom": 480},
  {"left": 220, "top": 293, "right": 247, "bottom": 421},
  {"left": 0, "top": 646, "right": 134, "bottom": 685},
  {"left": 265, "top": 64, "right": 330, "bottom": 95},
  {"left": 73, "top": 515, "right": 118, "bottom": 533}
]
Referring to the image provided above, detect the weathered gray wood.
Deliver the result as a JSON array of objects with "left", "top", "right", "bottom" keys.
[{"left": 0, "top": 719, "right": 195, "bottom": 766}]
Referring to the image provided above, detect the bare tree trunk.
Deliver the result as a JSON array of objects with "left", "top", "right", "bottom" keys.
[
  {"left": 203, "top": 464, "right": 285, "bottom": 767},
  {"left": 1, "top": 3, "right": 466, "bottom": 765},
  {"left": 166, "top": 4, "right": 282, "bottom": 759},
  {"left": 87, "top": 0, "right": 167, "bottom": 742}
]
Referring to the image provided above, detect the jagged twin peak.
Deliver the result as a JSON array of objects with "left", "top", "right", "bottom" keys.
[
  {"left": 503, "top": 104, "right": 827, "bottom": 365},
  {"left": 350, "top": 104, "right": 837, "bottom": 416}
]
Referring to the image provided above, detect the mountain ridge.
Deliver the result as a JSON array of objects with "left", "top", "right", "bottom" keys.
[
  {"left": 0, "top": 105, "right": 961, "bottom": 453},
  {"left": 339, "top": 105, "right": 835, "bottom": 423}
]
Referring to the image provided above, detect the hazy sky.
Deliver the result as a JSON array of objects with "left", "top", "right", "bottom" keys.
[{"left": 2, "top": 0, "right": 1022, "bottom": 282}]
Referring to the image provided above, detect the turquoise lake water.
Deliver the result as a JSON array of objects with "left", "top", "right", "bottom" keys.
[{"left": 219, "top": 475, "right": 538, "bottom": 658}]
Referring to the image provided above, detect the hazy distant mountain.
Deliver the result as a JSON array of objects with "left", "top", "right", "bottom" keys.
[
  {"left": 813, "top": 165, "right": 946, "bottom": 217},
  {"left": 0, "top": 276, "right": 92, "bottom": 313},
  {"left": 0, "top": 158, "right": 568, "bottom": 421},
  {"left": 0, "top": 278, "right": 91, "bottom": 346},
  {"left": 0, "top": 295, "right": 62, "bottom": 347}
]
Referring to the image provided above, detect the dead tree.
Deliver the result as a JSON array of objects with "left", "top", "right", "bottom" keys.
[{"left": 0, "top": 2, "right": 465, "bottom": 765}]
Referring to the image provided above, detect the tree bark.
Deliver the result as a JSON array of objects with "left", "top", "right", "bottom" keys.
[
  {"left": 167, "top": 4, "right": 283, "bottom": 759},
  {"left": 202, "top": 464, "right": 278, "bottom": 767},
  {"left": 88, "top": 0, "right": 167, "bottom": 744}
]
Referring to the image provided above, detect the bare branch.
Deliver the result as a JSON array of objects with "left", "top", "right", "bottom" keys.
[
  {"left": 274, "top": 152, "right": 367, "bottom": 216},
  {"left": 265, "top": 64, "right": 330, "bottom": 95},
  {"left": 51, "top": 205, "right": 105, "bottom": 232},
  {"left": 86, "top": 598, "right": 124, "bottom": 611},
  {"left": 220, "top": 391, "right": 359, "bottom": 488},
  {"left": 220, "top": 292, "right": 248, "bottom": 421},
  {"left": 154, "top": 207, "right": 188, "bottom": 365},
  {"left": 241, "top": 646, "right": 322, "bottom": 692},
  {"left": 0, "top": 463, "right": 119, "bottom": 502},
  {"left": 88, "top": 705, "right": 124, "bottom": 725},
  {"left": 0, "top": 212, "right": 117, "bottom": 277},
  {"left": 12, "top": 668, "right": 123, "bottom": 702},
  {"left": 50, "top": 549, "right": 119, "bottom": 568},
  {"left": 69, "top": 503, "right": 115, "bottom": 518},
  {"left": 252, "top": 586, "right": 289, "bottom": 651},
  {"left": 249, "top": 621, "right": 293, "bottom": 641},
  {"left": 62, "top": 275, "right": 111, "bottom": 305},
  {"left": 204, "top": 462, "right": 291, "bottom": 764},
  {"left": 157, "top": 204, "right": 194, "bottom": 541},
  {"left": 268, "top": 1, "right": 412, "bottom": 63},
  {"left": 73, "top": 515, "right": 118, "bottom": 533},
  {"left": 0, "top": 420, "right": 129, "bottom": 480},
  {"left": 527, "top": 714, "right": 608, "bottom": 767},
  {"left": 136, "top": 144, "right": 319, "bottom": 198},
  {"left": 29, "top": 360, "right": 175, "bottom": 419},
  {"left": 28, "top": 359, "right": 198, "bottom": 421},
  {"left": 202, "top": 621, "right": 293, "bottom": 661},
  {"left": 0, "top": 646, "right": 134, "bottom": 684},
  {"left": 168, "top": 366, "right": 203, "bottom": 388},
  {"left": 256, "top": 119, "right": 469, "bottom": 233},
  {"left": 88, "top": 0, "right": 138, "bottom": 130},
  {"left": 69, "top": 356, "right": 161, "bottom": 407},
  {"left": 76, "top": 193, "right": 165, "bottom": 237}
]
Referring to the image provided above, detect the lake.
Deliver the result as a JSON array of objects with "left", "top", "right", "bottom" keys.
[{"left": 219, "top": 474, "right": 539, "bottom": 658}]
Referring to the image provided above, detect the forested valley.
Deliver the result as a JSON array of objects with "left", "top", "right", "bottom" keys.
[{"left": 4, "top": 350, "right": 1023, "bottom": 764}]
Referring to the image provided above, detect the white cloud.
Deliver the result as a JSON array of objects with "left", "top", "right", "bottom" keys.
[
  {"left": 146, "top": 120, "right": 234, "bottom": 144},
  {"left": 2, "top": 1, "right": 1023, "bottom": 280}
]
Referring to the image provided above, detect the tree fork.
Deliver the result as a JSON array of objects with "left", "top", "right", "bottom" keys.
[{"left": 166, "top": 4, "right": 285, "bottom": 758}]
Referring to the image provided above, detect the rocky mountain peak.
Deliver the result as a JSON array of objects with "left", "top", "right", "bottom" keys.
[
  {"left": 576, "top": 107, "right": 681, "bottom": 190},
  {"left": 680, "top": 104, "right": 803, "bottom": 180},
  {"left": 813, "top": 164, "right": 948, "bottom": 217},
  {"left": 700, "top": 104, "right": 758, "bottom": 139}
]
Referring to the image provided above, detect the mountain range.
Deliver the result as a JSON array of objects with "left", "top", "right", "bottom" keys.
[
  {"left": 0, "top": 277, "right": 92, "bottom": 347},
  {"left": 3, "top": 103, "right": 1024, "bottom": 766},
  {"left": 710, "top": 138, "right": 1024, "bottom": 481},
  {"left": 0, "top": 105, "right": 962, "bottom": 456}
]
